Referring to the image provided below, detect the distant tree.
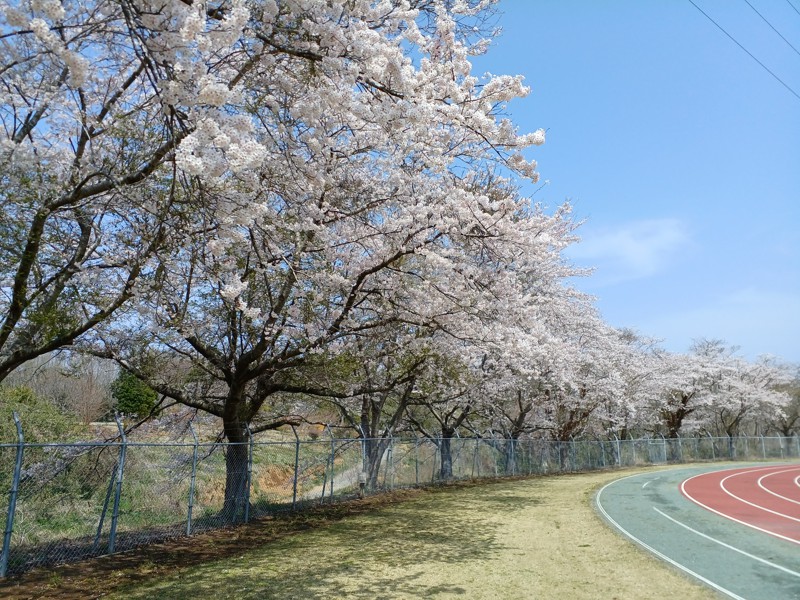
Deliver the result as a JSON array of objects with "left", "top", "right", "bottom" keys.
[
  {"left": 691, "top": 342, "right": 792, "bottom": 445},
  {"left": 6, "top": 354, "right": 114, "bottom": 424},
  {"left": 111, "top": 371, "right": 158, "bottom": 418},
  {"left": 650, "top": 352, "right": 711, "bottom": 438},
  {"left": 770, "top": 382, "right": 800, "bottom": 437}
]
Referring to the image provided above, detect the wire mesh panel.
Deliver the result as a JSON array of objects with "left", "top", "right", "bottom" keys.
[
  {"left": 2, "top": 429, "right": 799, "bottom": 577},
  {"left": 249, "top": 441, "right": 299, "bottom": 514},
  {"left": 570, "top": 440, "right": 604, "bottom": 471},
  {"left": 768, "top": 436, "right": 799, "bottom": 459},
  {"left": 414, "top": 438, "right": 440, "bottom": 484},
  {"left": 108, "top": 442, "right": 196, "bottom": 551},
  {"left": 455, "top": 438, "right": 471, "bottom": 478},
  {"left": 293, "top": 440, "right": 340, "bottom": 504},
  {"left": 3, "top": 443, "right": 118, "bottom": 575},
  {"left": 0, "top": 444, "right": 15, "bottom": 566},
  {"left": 186, "top": 443, "right": 230, "bottom": 531},
  {"left": 331, "top": 439, "right": 364, "bottom": 499},
  {"left": 387, "top": 440, "right": 419, "bottom": 488},
  {"left": 679, "top": 437, "right": 711, "bottom": 462}
]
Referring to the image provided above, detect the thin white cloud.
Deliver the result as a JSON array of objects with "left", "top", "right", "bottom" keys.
[
  {"left": 567, "top": 218, "right": 689, "bottom": 284},
  {"left": 640, "top": 288, "right": 800, "bottom": 363}
]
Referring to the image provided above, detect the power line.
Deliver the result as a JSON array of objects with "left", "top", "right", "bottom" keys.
[
  {"left": 787, "top": 0, "right": 800, "bottom": 18},
  {"left": 743, "top": 0, "right": 800, "bottom": 58},
  {"left": 687, "top": 0, "right": 800, "bottom": 102}
]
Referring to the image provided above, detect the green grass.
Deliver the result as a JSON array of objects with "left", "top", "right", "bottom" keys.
[{"left": 97, "top": 468, "right": 715, "bottom": 600}]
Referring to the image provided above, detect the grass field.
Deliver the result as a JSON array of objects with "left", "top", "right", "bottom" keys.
[{"left": 1, "top": 467, "right": 716, "bottom": 599}]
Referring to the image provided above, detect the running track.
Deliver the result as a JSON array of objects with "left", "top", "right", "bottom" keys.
[
  {"left": 596, "top": 463, "right": 800, "bottom": 599},
  {"left": 682, "top": 465, "right": 800, "bottom": 544}
]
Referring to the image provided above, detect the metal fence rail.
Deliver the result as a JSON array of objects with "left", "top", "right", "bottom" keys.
[{"left": 1, "top": 417, "right": 798, "bottom": 577}]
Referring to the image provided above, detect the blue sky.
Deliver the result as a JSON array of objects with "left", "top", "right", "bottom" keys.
[{"left": 472, "top": 0, "right": 800, "bottom": 363}]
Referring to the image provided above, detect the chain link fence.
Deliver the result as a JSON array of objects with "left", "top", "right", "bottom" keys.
[{"left": 1, "top": 414, "right": 798, "bottom": 577}]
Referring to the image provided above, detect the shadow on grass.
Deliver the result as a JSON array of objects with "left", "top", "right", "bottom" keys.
[
  {"left": 115, "top": 483, "right": 542, "bottom": 599},
  {"left": 0, "top": 479, "right": 543, "bottom": 599}
]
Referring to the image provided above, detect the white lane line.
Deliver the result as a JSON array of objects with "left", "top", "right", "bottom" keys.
[
  {"left": 758, "top": 468, "right": 800, "bottom": 506},
  {"left": 653, "top": 507, "right": 800, "bottom": 578},
  {"left": 721, "top": 469, "right": 800, "bottom": 523},
  {"left": 682, "top": 474, "right": 800, "bottom": 546},
  {"left": 596, "top": 475, "right": 747, "bottom": 600}
]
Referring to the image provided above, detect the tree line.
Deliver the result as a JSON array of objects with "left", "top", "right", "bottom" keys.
[{"left": 1, "top": 0, "right": 796, "bottom": 516}]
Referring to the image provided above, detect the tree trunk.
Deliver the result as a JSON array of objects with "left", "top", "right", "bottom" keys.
[
  {"left": 364, "top": 436, "right": 389, "bottom": 490},
  {"left": 504, "top": 438, "right": 517, "bottom": 475},
  {"left": 222, "top": 393, "right": 250, "bottom": 523},
  {"left": 557, "top": 440, "right": 569, "bottom": 471},
  {"left": 223, "top": 439, "right": 249, "bottom": 523},
  {"left": 439, "top": 428, "right": 454, "bottom": 480}
]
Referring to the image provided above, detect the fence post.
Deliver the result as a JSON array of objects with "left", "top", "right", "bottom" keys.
[
  {"left": 93, "top": 464, "right": 116, "bottom": 553},
  {"left": 613, "top": 434, "right": 621, "bottom": 467},
  {"left": 569, "top": 439, "right": 576, "bottom": 472},
  {"left": 431, "top": 437, "right": 438, "bottom": 483},
  {"left": 472, "top": 437, "right": 479, "bottom": 478},
  {"left": 186, "top": 422, "right": 199, "bottom": 536},
  {"left": 291, "top": 426, "right": 300, "bottom": 510},
  {"left": 760, "top": 435, "right": 766, "bottom": 459},
  {"left": 328, "top": 427, "right": 335, "bottom": 501},
  {"left": 708, "top": 432, "right": 716, "bottom": 460},
  {"left": 1, "top": 412, "right": 24, "bottom": 578},
  {"left": 414, "top": 437, "right": 420, "bottom": 486},
  {"left": 319, "top": 451, "right": 329, "bottom": 503},
  {"left": 108, "top": 413, "right": 128, "bottom": 554},
  {"left": 528, "top": 440, "right": 533, "bottom": 475},
  {"left": 244, "top": 423, "right": 253, "bottom": 523},
  {"left": 388, "top": 435, "right": 395, "bottom": 490}
]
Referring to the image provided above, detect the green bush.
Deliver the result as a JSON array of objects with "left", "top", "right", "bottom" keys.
[
  {"left": 111, "top": 371, "right": 158, "bottom": 417},
  {"left": 0, "top": 385, "right": 83, "bottom": 443}
]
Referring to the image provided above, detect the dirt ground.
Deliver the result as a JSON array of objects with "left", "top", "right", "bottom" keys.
[{"left": 0, "top": 469, "right": 716, "bottom": 600}]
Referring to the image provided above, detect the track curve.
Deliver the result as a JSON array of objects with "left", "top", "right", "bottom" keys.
[
  {"left": 681, "top": 464, "right": 800, "bottom": 544},
  {"left": 596, "top": 463, "right": 800, "bottom": 600}
]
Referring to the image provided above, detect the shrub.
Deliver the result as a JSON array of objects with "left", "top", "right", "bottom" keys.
[
  {"left": 0, "top": 385, "right": 83, "bottom": 443},
  {"left": 110, "top": 371, "right": 158, "bottom": 418}
]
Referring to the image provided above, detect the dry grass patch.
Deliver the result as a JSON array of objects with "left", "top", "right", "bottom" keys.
[{"left": 1, "top": 468, "right": 716, "bottom": 599}]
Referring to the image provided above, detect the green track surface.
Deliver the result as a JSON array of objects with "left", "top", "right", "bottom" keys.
[{"left": 596, "top": 463, "right": 800, "bottom": 600}]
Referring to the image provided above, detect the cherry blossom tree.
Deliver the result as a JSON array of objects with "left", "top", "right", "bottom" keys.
[
  {"left": 0, "top": 0, "right": 191, "bottom": 380},
  {"left": 512, "top": 310, "right": 621, "bottom": 442},
  {"left": 646, "top": 351, "right": 712, "bottom": 438},
  {"left": 702, "top": 354, "right": 791, "bottom": 441},
  {"left": 16, "top": 0, "right": 575, "bottom": 516},
  {"left": 768, "top": 373, "right": 800, "bottom": 437},
  {"left": 402, "top": 342, "right": 481, "bottom": 480},
  {"left": 287, "top": 327, "right": 442, "bottom": 490}
]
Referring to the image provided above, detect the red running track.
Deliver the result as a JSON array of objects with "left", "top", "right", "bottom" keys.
[{"left": 681, "top": 464, "right": 800, "bottom": 545}]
